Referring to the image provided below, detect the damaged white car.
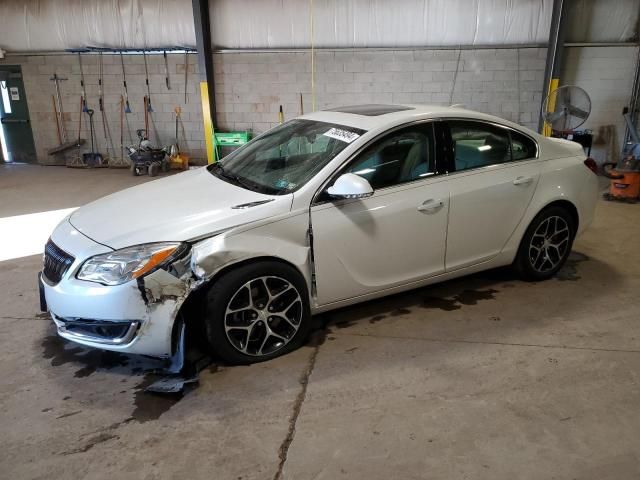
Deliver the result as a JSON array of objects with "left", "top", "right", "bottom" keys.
[{"left": 40, "top": 104, "right": 599, "bottom": 363}]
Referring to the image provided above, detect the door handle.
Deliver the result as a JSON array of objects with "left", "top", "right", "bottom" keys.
[
  {"left": 417, "top": 199, "right": 445, "bottom": 214},
  {"left": 513, "top": 176, "right": 534, "bottom": 186}
]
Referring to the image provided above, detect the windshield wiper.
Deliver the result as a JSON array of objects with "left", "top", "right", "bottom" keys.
[{"left": 211, "top": 163, "right": 258, "bottom": 191}]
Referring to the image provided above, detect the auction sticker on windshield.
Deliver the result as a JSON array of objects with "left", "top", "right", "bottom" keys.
[{"left": 323, "top": 128, "right": 360, "bottom": 143}]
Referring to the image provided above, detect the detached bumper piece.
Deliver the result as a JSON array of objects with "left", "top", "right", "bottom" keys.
[{"left": 52, "top": 314, "right": 140, "bottom": 346}]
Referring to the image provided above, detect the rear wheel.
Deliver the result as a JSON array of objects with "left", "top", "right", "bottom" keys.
[
  {"left": 148, "top": 163, "right": 159, "bottom": 177},
  {"left": 514, "top": 206, "right": 576, "bottom": 281},
  {"left": 204, "top": 261, "right": 312, "bottom": 364}
]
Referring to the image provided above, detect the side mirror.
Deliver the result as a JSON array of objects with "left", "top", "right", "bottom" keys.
[{"left": 326, "top": 173, "right": 374, "bottom": 199}]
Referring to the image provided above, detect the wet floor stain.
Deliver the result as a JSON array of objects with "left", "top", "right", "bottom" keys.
[
  {"left": 390, "top": 308, "right": 411, "bottom": 317},
  {"left": 131, "top": 374, "right": 185, "bottom": 423},
  {"left": 61, "top": 432, "right": 119, "bottom": 456},
  {"left": 422, "top": 296, "right": 461, "bottom": 311},
  {"left": 42, "top": 334, "right": 187, "bottom": 423},
  {"left": 369, "top": 314, "right": 387, "bottom": 324},
  {"left": 456, "top": 288, "right": 499, "bottom": 305},
  {"left": 308, "top": 329, "right": 328, "bottom": 347},
  {"left": 556, "top": 252, "right": 589, "bottom": 281},
  {"left": 56, "top": 410, "right": 82, "bottom": 419},
  {"left": 42, "top": 335, "right": 131, "bottom": 378},
  {"left": 422, "top": 288, "right": 499, "bottom": 311},
  {"left": 333, "top": 319, "right": 357, "bottom": 329}
]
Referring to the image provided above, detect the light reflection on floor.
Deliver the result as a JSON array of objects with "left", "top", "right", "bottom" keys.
[{"left": 0, "top": 207, "right": 77, "bottom": 262}]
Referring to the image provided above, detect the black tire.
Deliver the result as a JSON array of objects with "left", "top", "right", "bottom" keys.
[
  {"left": 161, "top": 160, "right": 170, "bottom": 172},
  {"left": 204, "top": 261, "right": 312, "bottom": 364},
  {"left": 148, "top": 163, "right": 159, "bottom": 177},
  {"left": 514, "top": 206, "right": 576, "bottom": 281},
  {"left": 130, "top": 163, "right": 139, "bottom": 176}
]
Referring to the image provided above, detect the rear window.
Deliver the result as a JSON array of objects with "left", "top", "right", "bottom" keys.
[
  {"left": 510, "top": 130, "right": 537, "bottom": 160},
  {"left": 449, "top": 121, "right": 511, "bottom": 171}
]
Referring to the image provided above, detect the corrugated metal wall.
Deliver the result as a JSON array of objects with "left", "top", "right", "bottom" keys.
[{"left": 0, "top": 0, "right": 638, "bottom": 52}]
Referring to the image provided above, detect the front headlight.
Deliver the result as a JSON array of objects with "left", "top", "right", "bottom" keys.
[{"left": 77, "top": 242, "right": 184, "bottom": 286}]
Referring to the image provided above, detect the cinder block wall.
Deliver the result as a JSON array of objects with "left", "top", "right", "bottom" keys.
[
  {"left": 1, "top": 53, "right": 205, "bottom": 164},
  {"left": 2, "top": 46, "right": 637, "bottom": 166},
  {"left": 214, "top": 48, "right": 547, "bottom": 134},
  {"left": 561, "top": 45, "right": 639, "bottom": 163}
]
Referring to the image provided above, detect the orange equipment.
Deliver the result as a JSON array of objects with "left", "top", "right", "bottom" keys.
[{"left": 603, "top": 155, "right": 640, "bottom": 201}]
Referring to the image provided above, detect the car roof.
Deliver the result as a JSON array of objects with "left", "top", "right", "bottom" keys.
[{"left": 300, "top": 104, "right": 541, "bottom": 138}]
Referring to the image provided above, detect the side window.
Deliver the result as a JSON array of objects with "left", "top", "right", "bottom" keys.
[
  {"left": 510, "top": 130, "right": 537, "bottom": 161},
  {"left": 448, "top": 121, "right": 511, "bottom": 171},
  {"left": 347, "top": 125, "right": 434, "bottom": 190}
]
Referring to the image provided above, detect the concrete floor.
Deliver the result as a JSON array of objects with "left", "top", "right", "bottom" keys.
[{"left": 1, "top": 164, "right": 639, "bottom": 479}]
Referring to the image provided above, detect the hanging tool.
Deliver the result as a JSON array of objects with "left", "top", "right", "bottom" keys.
[
  {"left": 120, "top": 95, "right": 125, "bottom": 164},
  {"left": 278, "top": 105, "right": 284, "bottom": 124},
  {"left": 174, "top": 106, "right": 181, "bottom": 147},
  {"left": 51, "top": 95, "right": 61, "bottom": 144},
  {"left": 97, "top": 51, "right": 113, "bottom": 161},
  {"left": 144, "top": 96, "right": 150, "bottom": 141},
  {"left": 184, "top": 51, "right": 188, "bottom": 103},
  {"left": 77, "top": 96, "right": 83, "bottom": 146},
  {"left": 100, "top": 105, "right": 114, "bottom": 163},
  {"left": 299, "top": 93, "right": 304, "bottom": 115},
  {"left": 98, "top": 52, "right": 104, "bottom": 113},
  {"left": 78, "top": 53, "right": 88, "bottom": 112},
  {"left": 67, "top": 96, "right": 86, "bottom": 167},
  {"left": 47, "top": 74, "right": 85, "bottom": 156},
  {"left": 119, "top": 52, "right": 132, "bottom": 113},
  {"left": 170, "top": 106, "right": 188, "bottom": 170},
  {"left": 163, "top": 50, "right": 171, "bottom": 90},
  {"left": 82, "top": 109, "right": 103, "bottom": 167},
  {"left": 49, "top": 73, "right": 68, "bottom": 142},
  {"left": 143, "top": 50, "right": 153, "bottom": 112}
]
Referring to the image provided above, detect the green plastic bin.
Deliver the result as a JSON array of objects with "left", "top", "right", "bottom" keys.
[{"left": 213, "top": 131, "right": 252, "bottom": 161}]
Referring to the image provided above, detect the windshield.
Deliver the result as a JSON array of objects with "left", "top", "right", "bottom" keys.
[{"left": 207, "top": 119, "right": 366, "bottom": 195}]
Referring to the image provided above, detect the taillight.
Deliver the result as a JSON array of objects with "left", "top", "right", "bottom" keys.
[{"left": 584, "top": 158, "right": 598, "bottom": 175}]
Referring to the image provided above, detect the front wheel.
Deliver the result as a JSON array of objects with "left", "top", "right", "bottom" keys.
[
  {"left": 204, "top": 261, "right": 312, "bottom": 364},
  {"left": 514, "top": 206, "right": 576, "bottom": 281}
]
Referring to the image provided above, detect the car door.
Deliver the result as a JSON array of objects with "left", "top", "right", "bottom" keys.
[
  {"left": 443, "top": 120, "right": 541, "bottom": 271},
  {"left": 310, "top": 122, "right": 450, "bottom": 306}
]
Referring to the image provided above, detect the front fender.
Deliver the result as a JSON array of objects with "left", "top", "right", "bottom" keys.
[{"left": 190, "top": 212, "right": 313, "bottom": 293}]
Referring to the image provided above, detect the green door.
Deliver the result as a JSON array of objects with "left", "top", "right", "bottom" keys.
[{"left": 0, "top": 66, "right": 37, "bottom": 163}]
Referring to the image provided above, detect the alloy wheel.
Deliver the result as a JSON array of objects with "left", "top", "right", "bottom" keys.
[
  {"left": 528, "top": 215, "right": 571, "bottom": 273},
  {"left": 224, "top": 276, "right": 303, "bottom": 357}
]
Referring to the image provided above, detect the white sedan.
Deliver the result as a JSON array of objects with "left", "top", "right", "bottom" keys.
[{"left": 40, "top": 104, "right": 599, "bottom": 363}]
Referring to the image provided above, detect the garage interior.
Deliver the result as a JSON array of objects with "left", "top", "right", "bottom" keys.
[{"left": 1, "top": 1, "right": 640, "bottom": 479}]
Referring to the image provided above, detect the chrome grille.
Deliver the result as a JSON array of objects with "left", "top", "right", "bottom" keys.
[{"left": 43, "top": 240, "right": 75, "bottom": 285}]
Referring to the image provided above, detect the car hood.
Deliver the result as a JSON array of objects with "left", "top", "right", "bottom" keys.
[{"left": 69, "top": 168, "right": 292, "bottom": 250}]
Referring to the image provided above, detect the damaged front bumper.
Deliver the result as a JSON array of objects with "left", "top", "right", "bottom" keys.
[
  {"left": 42, "top": 269, "right": 192, "bottom": 357},
  {"left": 53, "top": 315, "right": 140, "bottom": 345},
  {"left": 42, "top": 221, "right": 198, "bottom": 358}
]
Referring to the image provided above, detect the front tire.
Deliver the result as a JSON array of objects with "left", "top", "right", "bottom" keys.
[
  {"left": 514, "top": 206, "right": 576, "bottom": 281},
  {"left": 204, "top": 261, "right": 312, "bottom": 364}
]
